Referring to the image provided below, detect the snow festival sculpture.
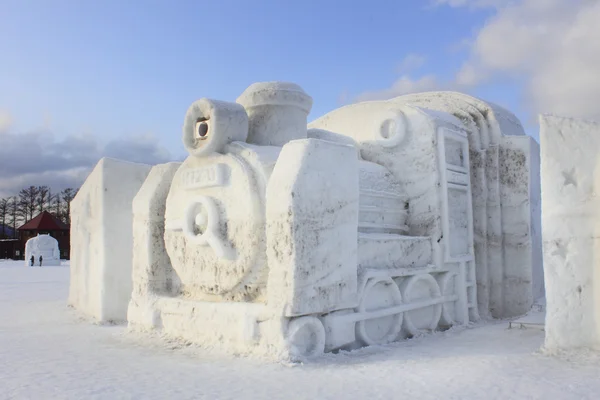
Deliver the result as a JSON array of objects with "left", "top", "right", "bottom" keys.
[
  {"left": 118, "top": 81, "right": 541, "bottom": 358},
  {"left": 540, "top": 115, "right": 600, "bottom": 351},
  {"left": 25, "top": 234, "right": 60, "bottom": 267},
  {"left": 68, "top": 80, "right": 540, "bottom": 357}
]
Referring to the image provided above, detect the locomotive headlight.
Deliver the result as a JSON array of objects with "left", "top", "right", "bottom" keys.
[
  {"left": 195, "top": 118, "right": 210, "bottom": 140},
  {"left": 183, "top": 98, "right": 249, "bottom": 157}
]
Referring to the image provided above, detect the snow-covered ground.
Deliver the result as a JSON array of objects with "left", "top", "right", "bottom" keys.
[{"left": 1, "top": 260, "right": 599, "bottom": 400}]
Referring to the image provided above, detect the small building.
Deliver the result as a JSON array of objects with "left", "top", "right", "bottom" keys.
[
  {"left": 18, "top": 211, "right": 70, "bottom": 259},
  {"left": 0, "top": 224, "right": 16, "bottom": 239},
  {"left": 0, "top": 239, "right": 20, "bottom": 259}
]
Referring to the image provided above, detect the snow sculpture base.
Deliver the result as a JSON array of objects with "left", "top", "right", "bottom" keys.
[
  {"left": 25, "top": 234, "right": 61, "bottom": 267},
  {"left": 540, "top": 115, "right": 600, "bottom": 351},
  {"left": 69, "top": 158, "right": 151, "bottom": 323}
]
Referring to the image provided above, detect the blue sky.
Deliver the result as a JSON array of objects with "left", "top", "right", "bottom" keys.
[
  {"left": 0, "top": 1, "right": 497, "bottom": 152},
  {"left": 0, "top": 0, "right": 598, "bottom": 195}
]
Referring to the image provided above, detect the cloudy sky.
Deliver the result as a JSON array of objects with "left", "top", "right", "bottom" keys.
[{"left": 1, "top": 0, "right": 598, "bottom": 197}]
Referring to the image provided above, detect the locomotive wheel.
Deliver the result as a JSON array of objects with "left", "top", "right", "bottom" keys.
[
  {"left": 399, "top": 274, "right": 442, "bottom": 336},
  {"left": 286, "top": 316, "right": 326, "bottom": 358},
  {"left": 437, "top": 272, "right": 458, "bottom": 327},
  {"left": 356, "top": 278, "right": 403, "bottom": 346}
]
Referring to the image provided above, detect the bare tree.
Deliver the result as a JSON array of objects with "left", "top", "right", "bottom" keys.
[
  {"left": 37, "top": 186, "right": 54, "bottom": 214},
  {"left": 2, "top": 186, "right": 79, "bottom": 229},
  {"left": 18, "top": 186, "right": 39, "bottom": 222},
  {"left": 9, "top": 197, "right": 18, "bottom": 236},
  {"left": 60, "top": 188, "right": 78, "bottom": 225},
  {"left": 53, "top": 193, "right": 62, "bottom": 218},
  {"left": 0, "top": 198, "right": 8, "bottom": 238}
]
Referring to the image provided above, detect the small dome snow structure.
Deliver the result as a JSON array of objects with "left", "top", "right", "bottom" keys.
[{"left": 25, "top": 234, "right": 61, "bottom": 267}]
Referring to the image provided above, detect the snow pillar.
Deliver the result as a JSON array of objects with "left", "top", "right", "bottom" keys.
[
  {"left": 540, "top": 115, "right": 600, "bottom": 350},
  {"left": 499, "top": 136, "right": 542, "bottom": 316},
  {"left": 69, "top": 158, "right": 151, "bottom": 323}
]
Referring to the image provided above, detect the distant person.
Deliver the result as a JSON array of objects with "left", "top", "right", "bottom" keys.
[
  {"left": 30, "top": 255, "right": 34, "bottom": 267},
  {"left": 39, "top": 255, "right": 43, "bottom": 267}
]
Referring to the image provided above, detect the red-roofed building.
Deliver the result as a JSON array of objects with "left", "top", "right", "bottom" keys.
[{"left": 17, "top": 211, "right": 70, "bottom": 259}]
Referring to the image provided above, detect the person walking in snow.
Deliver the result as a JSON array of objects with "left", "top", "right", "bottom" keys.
[
  {"left": 30, "top": 255, "right": 34, "bottom": 267},
  {"left": 39, "top": 255, "right": 43, "bottom": 267}
]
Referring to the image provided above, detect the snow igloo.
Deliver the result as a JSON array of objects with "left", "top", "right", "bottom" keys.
[
  {"left": 70, "top": 81, "right": 542, "bottom": 359},
  {"left": 25, "top": 234, "right": 61, "bottom": 267}
]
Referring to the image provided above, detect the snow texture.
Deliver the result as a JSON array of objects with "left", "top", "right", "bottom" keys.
[
  {"left": 24, "top": 234, "right": 60, "bottom": 266},
  {"left": 310, "top": 91, "right": 543, "bottom": 318},
  {"left": 237, "top": 81, "right": 313, "bottom": 146},
  {"left": 3, "top": 261, "right": 600, "bottom": 400},
  {"left": 69, "top": 158, "right": 151, "bottom": 323},
  {"left": 540, "top": 114, "right": 600, "bottom": 350},
  {"left": 128, "top": 162, "right": 181, "bottom": 328},
  {"left": 266, "top": 138, "right": 359, "bottom": 316},
  {"left": 391, "top": 92, "right": 543, "bottom": 317}
]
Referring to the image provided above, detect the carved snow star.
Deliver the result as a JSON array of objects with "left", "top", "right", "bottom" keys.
[
  {"left": 551, "top": 240, "right": 568, "bottom": 259},
  {"left": 562, "top": 168, "right": 577, "bottom": 187}
]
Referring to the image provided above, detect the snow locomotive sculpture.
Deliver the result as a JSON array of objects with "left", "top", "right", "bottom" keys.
[{"left": 127, "top": 82, "right": 486, "bottom": 358}]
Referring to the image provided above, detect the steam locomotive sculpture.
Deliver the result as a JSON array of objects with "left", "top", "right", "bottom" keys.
[
  {"left": 126, "top": 82, "right": 480, "bottom": 358},
  {"left": 71, "top": 80, "right": 540, "bottom": 360}
]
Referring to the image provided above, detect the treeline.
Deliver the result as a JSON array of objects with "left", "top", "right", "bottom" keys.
[{"left": 0, "top": 186, "right": 79, "bottom": 238}]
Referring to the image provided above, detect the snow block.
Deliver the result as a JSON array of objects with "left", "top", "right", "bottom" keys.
[
  {"left": 25, "top": 234, "right": 61, "bottom": 267},
  {"left": 69, "top": 158, "right": 151, "bottom": 323},
  {"left": 540, "top": 115, "right": 600, "bottom": 350},
  {"left": 128, "top": 162, "right": 181, "bottom": 329},
  {"left": 266, "top": 138, "right": 359, "bottom": 316}
]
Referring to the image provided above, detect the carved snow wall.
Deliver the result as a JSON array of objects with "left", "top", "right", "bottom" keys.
[
  {"left": 381, "top": 92, "right": 543, "bottom": 318},
  {"left": 69, "top": 158, "right": 151, "bottom": 322},
  {"left": 540, "top": 115, "right": 600, "bottom": 351}
]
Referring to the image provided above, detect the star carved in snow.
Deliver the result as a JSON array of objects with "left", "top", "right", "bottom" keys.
[
  {"left": 551, "top": 240, "right": 568, "bottom": 259},
  {"left": 562, "top": 168, "right": 577, "bottom": 187}
]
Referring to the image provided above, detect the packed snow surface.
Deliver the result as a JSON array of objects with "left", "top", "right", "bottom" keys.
[{"left": 1, "top": 260, "right": 599, "bottom": 400}]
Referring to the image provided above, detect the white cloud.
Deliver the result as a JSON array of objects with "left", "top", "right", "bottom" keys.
[
  {"left": 432, "top": 0, "right": 514, "bottom": 8},
  {"left": 456, "top": 0, "right": 600, "bottom": 120},
  {"left": 396, "top": 54, "right": 426, "bottom": 74},
  {"left": 337, "top": 90, "right": 350, "bottom": 106},
  {"left": 0, "top": 110, "right": 12, "bottom": 133},
  {"left": 0, "top": 128, "right": 176, "bottom": 197},
  {"left": 358, "top": 0, "right": 600, "bottom": 123},
  {"left": 352, "top": 53, "right": 441, "bottom": 102},
  {"left": 354, "top": 75, "right": 445, "bottom": 102}
]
